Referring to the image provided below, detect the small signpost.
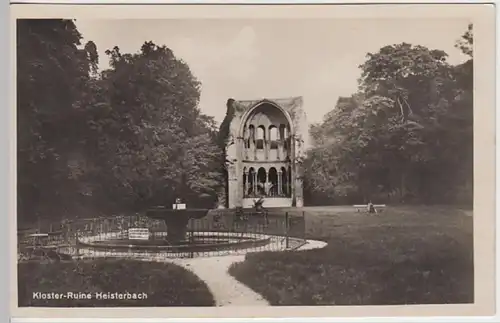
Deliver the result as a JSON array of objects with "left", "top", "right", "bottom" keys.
[
  {"left": 173, "top": 198, "right": 186, "bottom": 210},
  {"left": 128, "top": 228, "right": 150, "bottom": 240}
]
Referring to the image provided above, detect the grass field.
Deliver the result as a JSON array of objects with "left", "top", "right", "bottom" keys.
[
  {"left": 228, "top": 206, "right": 473, "bottom": 305},
  {"left": 18, "top": 259, "right": 215, "bottom": 307}
]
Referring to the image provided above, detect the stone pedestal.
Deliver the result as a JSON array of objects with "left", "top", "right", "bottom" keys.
[
  {"left": 165, "top": 217, "right": 189, "bottom": 243},
  {"left": 146, "top": 208, "right": 210, "bottom": 244}
]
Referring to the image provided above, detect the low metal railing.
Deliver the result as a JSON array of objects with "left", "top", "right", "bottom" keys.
[{"left": 17, "top": 209, "right": 307, "bottom": 261}]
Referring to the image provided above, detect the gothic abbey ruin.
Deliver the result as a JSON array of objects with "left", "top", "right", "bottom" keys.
[{"left": 221, "top": 97, "right": 309, "bottom": 208}]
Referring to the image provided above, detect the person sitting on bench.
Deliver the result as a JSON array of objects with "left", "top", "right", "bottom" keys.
[{"left": 367, "top": 202, "right": 377, "bottom": 213}]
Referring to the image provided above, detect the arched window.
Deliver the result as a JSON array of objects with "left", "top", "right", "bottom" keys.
[
  {"left": 243, "top": 167, "right": 247, "bottom": 195},
  {"left": 281, "top": 167, "right": 288, "bottom": 196},
  {"left": 279, "top": 124, "right": 287, "bottom": 141},
  {"left": 256, "top": 126, "right": 265, "bottom": 149},
  {"left": 269, "top": 126, "right": 278, "bottom": 149},
  {"left": 280, "top": 124, "right": 290, "bottom": 149},
  {"left": 268, "top": 167, "right": 278, "bottom": 196},
  {"left": 257, "top": 167, "right": 267, "bottom": 195},
  {"left": 248, "top": 125, "right": 255, "bottom": 148},
  {"left": 247, "top": 167, "right": 255, "bottom": 196}
]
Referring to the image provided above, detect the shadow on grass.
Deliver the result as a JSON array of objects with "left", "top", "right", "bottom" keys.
[
  {"left": 18, "top": 258, "right": 216, "bottom": 307},
  {"left": 228, "top": 206, "right": 473, "bottom": 305}
]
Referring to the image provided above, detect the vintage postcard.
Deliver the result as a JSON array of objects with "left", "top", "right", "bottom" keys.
[{"left": 10, "top": 2, "right": 496, "bottom": 320}]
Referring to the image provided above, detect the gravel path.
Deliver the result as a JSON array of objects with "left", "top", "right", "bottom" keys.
[
  {"left": 71, "top": 237, "right": 328, "bottom": 306},
  {"left": 163, "top": 239, "right": 328, "bottom": 307},
  {"left": 172, "top": 256, "right": 267, "bottom": 306}
]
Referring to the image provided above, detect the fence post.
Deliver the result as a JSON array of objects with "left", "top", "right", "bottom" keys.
[
  {"left": 189, "top": 230, "right": 193, "bottom": 259},
  {"left": 303, "top": 211, "right": 306, "bottom": 242},
  {"left": 75, "top": 230, "right": 80, "bottom": 259},
  {"left": 285, "top": 212, "right": 289, "bottom": 249}
]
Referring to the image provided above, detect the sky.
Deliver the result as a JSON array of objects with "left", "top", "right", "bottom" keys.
[{"left": 75, "top": 19, "right": 470, "bottom": 125}]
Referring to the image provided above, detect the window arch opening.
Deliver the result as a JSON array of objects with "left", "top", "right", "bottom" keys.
[
  {"left": 256, "top": 126, "right": 265, "bottom": 150},
  {"left": 269, "top": 126, "right": 278, "bottom": 149}
]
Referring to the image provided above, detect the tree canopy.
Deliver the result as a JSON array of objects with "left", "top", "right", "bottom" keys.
[
  {"left": 305, "top": 24, "right": 473, "bottom": 206},
  {"left": 17, "top": 20, "right": 223, "bottom": 224}
]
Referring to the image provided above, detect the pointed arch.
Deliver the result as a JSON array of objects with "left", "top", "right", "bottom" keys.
[
  {"left": 239, "top": 100, "right": 294, "bottom": 138},
  {"left": 257, "top": 167, "right": 267, "bottom": 195},
  {"left": 280, "top": 167, "right": 287, "bottom": 196},
  {"left": 268, "top": 167, "right": 278, "bottom": 196},
  {"left": 247, "top": 167, "right": 256, "bottom": 196}
]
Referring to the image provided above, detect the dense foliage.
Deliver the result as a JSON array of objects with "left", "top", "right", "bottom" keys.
[
  {"left": 17, "top": 19, "right": 223, "bottom": 224},
  {"left": 305, "top": 24, "right": 473, "bottom": 206}
]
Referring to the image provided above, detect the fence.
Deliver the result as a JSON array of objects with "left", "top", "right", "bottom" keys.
[{"left": 17, "top": 209, "right": 307, "bottom": 261}]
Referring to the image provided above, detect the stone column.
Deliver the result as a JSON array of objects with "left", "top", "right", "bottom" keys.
[
  {"left": 266, "top": 128, "right": 270, "bottom": 161},
  {"left": 278, "top": 170, "right": 282, "bottom": 196},
  {"left": 265, "top": 168, "right": 269, "bottom": 196},
  {"left": 288, "top": 167, "right": 292, "bottom": 198},
  {"left": 264, "top": 137, "right": 268, "bottom": 160},
  {"left": 243, "top": 169, "right": 247, "bottom": 198},
  {"left": 253, "top": 171, "right": 257, "bottom": 197},
  {"left": 247, "top": 171, "right": 252, "bottom": 197}
]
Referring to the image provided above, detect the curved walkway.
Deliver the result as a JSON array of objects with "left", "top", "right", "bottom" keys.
[
  {"left": 170, "top": 256, "right": 267, "bottom": 306},
  {"left": 163, "top": 239, "right": 328, "bottom": 307}
]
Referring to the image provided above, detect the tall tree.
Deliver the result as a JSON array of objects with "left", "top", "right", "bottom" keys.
[
  {"left": 449, "top": 23, "right": 473, "bottom": 204},
  {"left": 304, "top": 25, "right": 473, "bottom": 206},
  {"left": 95, "top": 41, "right": 223, "bottom": 209},
  {"left": 17, "top": 19, "right": 98, "bottom": 223},
  {"left": 18, "top": 22, "right": 224, "bottom": 224}
]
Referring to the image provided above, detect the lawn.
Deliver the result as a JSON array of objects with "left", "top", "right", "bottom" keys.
[
  {"left": 18, "top": 259, "right": 215, "bottom": 307},
  {"left": 228, "top": 206, "right": 473, "bottom": 305}
]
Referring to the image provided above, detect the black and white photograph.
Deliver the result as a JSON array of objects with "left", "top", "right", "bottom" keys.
[{"left": 11, "top": 3, "right": 495, "bottom": 319}]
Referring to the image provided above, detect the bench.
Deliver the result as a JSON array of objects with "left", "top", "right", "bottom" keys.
[{"left": 353, "top": 204, "right": 387, "bottom": 213}]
